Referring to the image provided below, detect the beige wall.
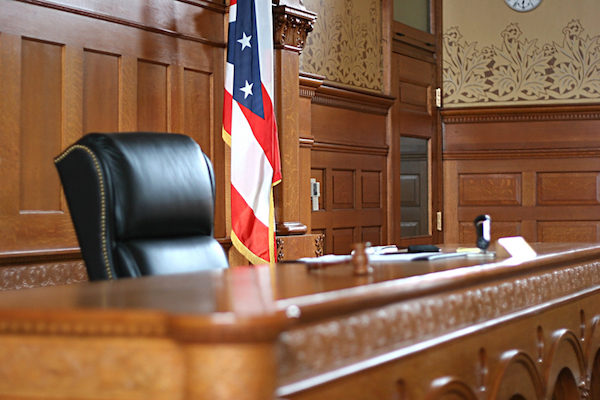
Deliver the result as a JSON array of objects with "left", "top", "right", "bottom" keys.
[
  {"left": 443, "top": 0, "right": 600, "bottom": 107},
  {"left": 300, "top": 0, "right": 383, "bottom": 92}
]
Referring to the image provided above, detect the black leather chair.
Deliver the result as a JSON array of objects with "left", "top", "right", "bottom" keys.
[{"left": 54, "top": 132, "right": 228, "bottom": 281}]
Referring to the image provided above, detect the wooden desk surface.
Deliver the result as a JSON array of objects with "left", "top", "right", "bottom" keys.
[{"left": 1, "top": 243, "right": 600, "bottom": 399}]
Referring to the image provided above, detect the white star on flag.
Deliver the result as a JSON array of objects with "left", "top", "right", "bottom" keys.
[
  {"left": 237, "top": 32, "right": 252, "bottom": 51},
  {"left": 240, "top": 80, "right": 253, "bottom": 98}
]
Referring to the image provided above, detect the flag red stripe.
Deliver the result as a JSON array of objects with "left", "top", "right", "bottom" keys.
[
  {"left": 231, "top": 184, "right": 270, "bottom": 261},
  {"left": 223, "top": 89, "right": 232, "bottom": 135}
]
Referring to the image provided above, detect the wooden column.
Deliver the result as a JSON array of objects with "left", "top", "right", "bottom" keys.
[
  {"left": 271, "top": 2, "right": 324, "bottom": 260},
  {"left": 272, "top": 1, "right": 316, "bottom": 236}
]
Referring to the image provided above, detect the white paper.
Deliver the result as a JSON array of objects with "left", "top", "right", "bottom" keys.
[{"left": 497, "top": 236, "right": 537, "bottom": 260}]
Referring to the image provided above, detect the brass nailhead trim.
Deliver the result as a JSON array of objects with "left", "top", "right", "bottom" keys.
[{"left": 55, "top": 145, "right": 113, "bottom": 280}]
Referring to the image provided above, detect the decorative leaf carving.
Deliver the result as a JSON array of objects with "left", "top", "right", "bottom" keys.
[
  {"left": 443, "top": 20, "right": 600, "bottom": 106},
  {"left": 300, "top": 0, "right": 382, "bottom": 91}
]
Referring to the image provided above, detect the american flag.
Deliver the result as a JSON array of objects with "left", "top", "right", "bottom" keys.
[{"left": 223, "top": 0, "right": 281, "bottom": 264}]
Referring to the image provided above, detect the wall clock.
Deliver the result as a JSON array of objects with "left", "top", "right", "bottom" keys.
[{"left": 504, "top": 0, "right": 542, "bottom": 12}]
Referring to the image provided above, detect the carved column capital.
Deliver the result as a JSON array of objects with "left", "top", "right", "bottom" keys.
[{"left": 272, "top": 3, "right": 317, "bottom": 53}]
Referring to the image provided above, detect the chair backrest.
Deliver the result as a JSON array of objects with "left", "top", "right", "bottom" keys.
[{"left": 55, "top": 132, "right": 228, "bottom": 281}]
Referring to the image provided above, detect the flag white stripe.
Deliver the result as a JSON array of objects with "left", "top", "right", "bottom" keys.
[
  {"left": 229, "top": 4, "right": 237, "bottom": 23},
  {"left": 254, "top": 0, "right": 274, "bottom": 98},
  {"left": 225, "top": 62, "right": 234, "bottom": 94},
  {"left": 230, "top": 100, "right": 272, "bottom": 225}
]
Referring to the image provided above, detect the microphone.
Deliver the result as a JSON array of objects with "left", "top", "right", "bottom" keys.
[{"left": 474, "top": 214, "right": 491, "bottom": 251}]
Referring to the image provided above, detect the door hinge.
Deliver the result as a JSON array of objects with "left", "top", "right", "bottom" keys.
[
  {"left": 436, "top": 211, "right": 443, "bottom": 231},
  {"left": 435, "top": 88, "right": 442, "bottom": 108}
]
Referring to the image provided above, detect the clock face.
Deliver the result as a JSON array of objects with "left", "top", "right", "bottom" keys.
[{"left": 505, "top": 0, "right": 542, "bottom": 12}]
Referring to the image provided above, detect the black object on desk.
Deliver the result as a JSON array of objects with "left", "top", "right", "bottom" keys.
[
  {"left": 474, "top": 214, "right": 491, "bottom": 251},
  {"left": 407, "top": 244, "right": 441, "bottom": 253}
]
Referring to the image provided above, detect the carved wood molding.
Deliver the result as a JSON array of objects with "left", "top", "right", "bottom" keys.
[
  {"left": 442, "top": 105, "right": 600, "bottom": 124},
  {"left": 276, "top": 238, "right": 285, "bottom": 262},
  {"left": 314, "top": 234, "right": 324, "bottom": 257},
  {"left": 312, "top": 141, "right": 388, "bottom": 156},
  {"left": 14, "top": 0, "right": 226, "bottom": 47},
  {"left": 0, "top": 248, "right": 81, "bottom": 266},
  {"left": 444, "top": 148, "right": 600, "bottom": 160},
  {"left": 0, "top": 309, "right": 166, "bottom": 337},
  {"left": 298, "top": 136, "right": 314, "bottom": 148},
  {"left": 313, "top": 83, "right": 395, "bottom": 115},
  {"left": 0, "top": 262, "right": 88, "bottom": 291},
  {"left": 272, "top": 4, "right": 317, "bottom": 53},
  {"left": 0, "top": 249, "right": 88, "bottom": 291},
  {"left": 278, "top": 260, "right": 600, "bottom": 386},
  {"left": 299, "top": 71, "right": 324, "bottom": 99}
]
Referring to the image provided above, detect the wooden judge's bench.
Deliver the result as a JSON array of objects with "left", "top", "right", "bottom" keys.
[{"left": 0, "top": 243, "right": 600, "bottom": 399}]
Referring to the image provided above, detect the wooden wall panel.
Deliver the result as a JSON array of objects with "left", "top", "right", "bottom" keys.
[
  {"left": 537, "top": 172, "right": 600, "bottom": 205},
  {"left": 444, "top": 118, "right": 600, "bottom": 152},
  {"left": 304, "top": 80, "right": 393, "bottom": 255},
  {"left": 0, "top": 33, "right": 21, "bottom": 217},
  {"left": 331, "top": 169, "right": 354, "bottom": 209},
  {"left": 137, "top": 60, "right": 168, "bottom": 132},
  {"left": 311, "top": 136, "right": 388, "bottom": 255},
  {"left": 332, "top": 227, "right": 355, "bottom": 255},
  {"left": 20, "top": 38, "right": 63, "bottom": 212},
  {"left": 443, "top": 106, "right": 600, "bottom": 244},
  {"left": 310, "top": 103, "right": 387, "bottom": 147},
  {"left": 459, "top": 173, "right": 522, "bottom": 206},
  {"left": 308, "top": 83, "right": 392, "bottom": 255},
  {"left": 399, "top": 82, "right": 427, "bottom": 108},
  {"left": 184, "top": 68, "right": 212, "bottom": 155},
  {"left": 361, "top": 226, "right": 381, "bottom": 245},
  {"left": 361, "top": 171, "right": 381, "bottom": 209},
  {"left": 538, "top": 222, "right": 600, "bottom": 242},
  {"left": 0, "top": 0, "right": 227, "bottom": 281},
  {"left": 83, "top": 50, "right": 119, "bottom": 133}
]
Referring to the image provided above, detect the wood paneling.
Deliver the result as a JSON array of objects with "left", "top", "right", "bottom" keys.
[
  {"left": 309, "top": 83, "right": 391, "bottom": 255},
  {"left": 361, "top": 226, "right": 381, "bottom": 245},
  {"left": 443, "top": 106, "right": 600, "bottom": 244},
  {"left": 537, "top": 172, "right": 600, "bottom": 205},
  {"left": 184, "top": 68, "right": 212, "bottom": 155},
  {"left": 83, "top": 50, "right": 119, "bottom": 133},
  {"left": 137, "top": 60, "right": 168, "bottom": 131},
  {"left": 0, "top": 0, "right": 226, "bottom": 276},
  {"left": 361, "top": 171, "right": 381, "bottom": 209},
  {"left": 538, "top": 221, "right": 600, "bottom": 242},
  {"left": 332, "top": 227, "right": 355, "bottom": 255},
  {"left": 459, "top": 173, "right": 522, "bottom": 206},
  {"left": 276, "top": 233, "right": 324, "bottom": 261},
  {"left": 443, "top": 106, "right": 600, "bottom": 152},
  {"left": 331, "top": 169, "right": 354, "bottom": 209},
  {"left": 20, "top": 38, "right": 63, "bottom": 212},
  {"left": 310, "top": 103, "right": 387, "bottom": 147},
  {"left": 312, "top": 146, "right": 387, "bottom": 254}
]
